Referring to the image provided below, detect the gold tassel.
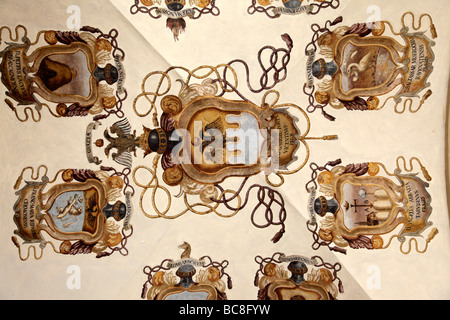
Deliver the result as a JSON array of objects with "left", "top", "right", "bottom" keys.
[
  {"left": 421, "top": 90, "right": 433, "bottom": 103},
  {"left": 227, "top": 276, "right": 233, "bottom": 290},
  {"left": 323, "top": 135, "right": 338, "bottom": 140},
  {"left": 420, "top": 165, "right": 432, "bottom": 182},
  {"left": 427, "top": 228, "right": 439, "bottom": 242},
  {"left": 13, "top": 175, "right": 23, "bottom": 190},
  {"left": 430, "top": 23, "right": 438, "bottom": 39},
  {"left": 11, "top": 236, "right": 20, "bottom": 248}
]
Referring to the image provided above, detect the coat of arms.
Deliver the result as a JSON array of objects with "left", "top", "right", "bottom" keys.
[
  {"left": 303, "top": 12, "right": 437, "bottom": 120},
  {"left": 254, "top": 252, "right": 343, "bottom": 300},
  {"left": 98, "top": 35, "right": 337, "bottom": 242},
  {"left": 141, "top": 242, "right": 232, "bottom": 300},
  {"left": 130, "top": 0, "right": 220, "bottom": 41},
  {"left": 12, "top": 165, "right": 133, "bottom": 260},
  {"left": 305, "top": 157, "right": 438, "bottom": 254},
  {"left": 0, "top": 25, "right": 126, "bottom": 122}
]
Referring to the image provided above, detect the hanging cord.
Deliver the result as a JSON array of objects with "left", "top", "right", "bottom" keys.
[
  {"left": 306, "top": 221, "right": 347, "bottom": 254},
  {"left": 309, "top": 0, "right": 340, "bottom": 15},
  {"left": 380, "top": 228, "right": 439, "bottom": 254},
  {"left": 212, "top": 177, "right": 287, "bottom": 243},
  {"left": 11, "top": 237, "right": 60, "bottom": 261},
  {"left": 141, "top": 258, "right": 174, "bottom": 299},
  {"left": 253, "top": 252, "right": 284, "bottom": 286},
  {"left": 219, "top": 34, "right": 293, "bottom": 97},
  {"left": 305, "top": 159, "right": 342, "bottom": 192}
]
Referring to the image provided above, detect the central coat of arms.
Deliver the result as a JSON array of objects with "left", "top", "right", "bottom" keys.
[{"left": 87, "top": 35, "right": 337, "bottom": 242}]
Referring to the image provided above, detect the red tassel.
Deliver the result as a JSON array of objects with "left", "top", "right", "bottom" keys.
[
  {"left": 227, "top": 277, "right": 233, "bottom": 290},
  {"left": 271, "top": 228, "right": 285, "bottom": 243},
  {"left": 141, "top": 284, "right": 148, "bottom": 299},
  {"left": 332, "top": 16, "right": 343, "bottom": 26},
  {"left": 330, "top": 246, "right": 347, "bottom": 255},
  {"left": 338, "top": 280, "right": 344, "bottom": 294},
  {"left": 254, "top": 273, "right": 260, "bottom": 287},
  {"left": 281, "top": 33, "right": 293, "bottom": 50},
  {"left": 93, "top": 114, "right": 108, "bottom": 121},
  {"left": 322, "top": 109, "right": 336, "bottom": 121}
]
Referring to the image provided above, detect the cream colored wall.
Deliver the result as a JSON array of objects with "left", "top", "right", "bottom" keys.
[{"left": 0, "top": 0, "right": 449, "bottom": 300}]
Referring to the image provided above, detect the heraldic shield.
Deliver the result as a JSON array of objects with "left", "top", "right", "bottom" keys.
[
  {"left": 332, "top": 33, "right": 434, "bottom": 101},
  {"left": 331, "top": 173, "right": 432, "bottom": 237},
  {"left": 168, "top": 95, "right": 301, "bottom": 185},
  {"left": 13, "top": 179, "right": 107, "bottom": 244}
]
